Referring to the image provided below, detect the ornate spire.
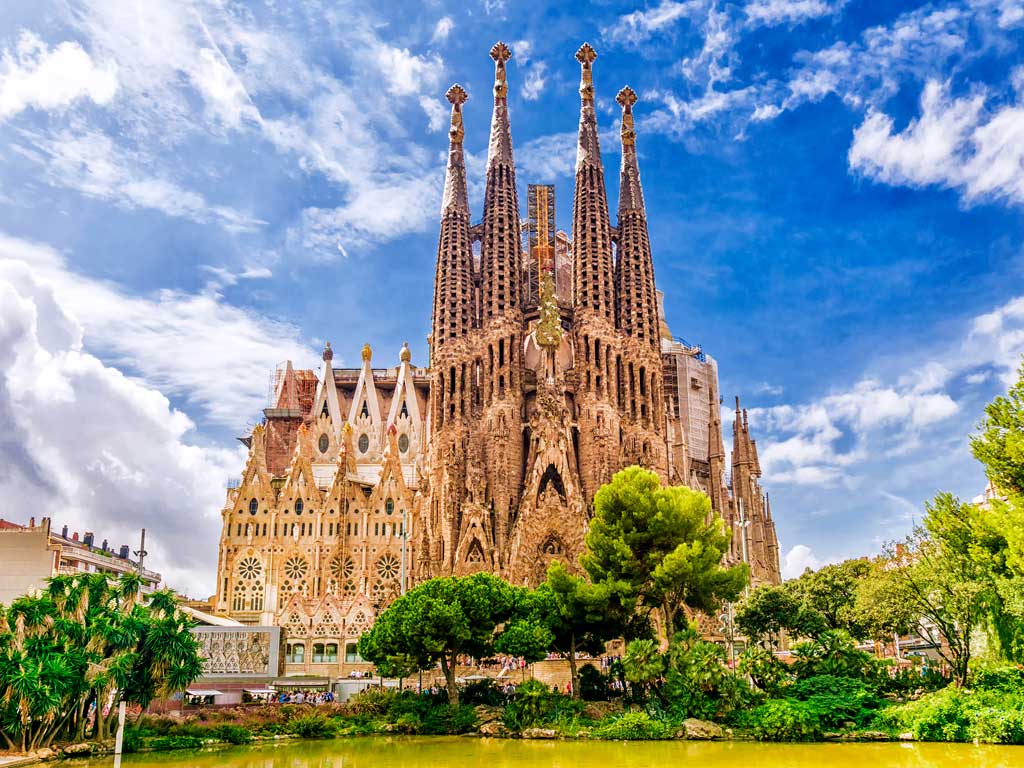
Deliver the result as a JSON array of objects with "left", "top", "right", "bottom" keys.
[
  {"left": 616, "top": 86, "right": 644, "bottom": 213},
  {"left": 481, "top": 41, "right": 522, "bottom": 324},
  {"left": 614, "top": 85, "right": 658, "bottom": 345},
  {"left": 487, "top": 42, "right": 514, "bottom": 168},
  {"left": 441, "top": 84, "right": 469, "bottom": 214},
  {"left": 432, "top": 85, "right": 475, "bottom": 348},
  {"left": 575, "top": 43, "right": 601, "bottom": 172},
  {"left": 571, "top": 42, "right": 614, "bottom": 321}
]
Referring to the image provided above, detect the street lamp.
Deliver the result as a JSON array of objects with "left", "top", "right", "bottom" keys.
[
  {"left": 400, "top": 509, "right": 408, "bottom": 595},
  {"left": 734, "top": 499, "right": 751, "bottom": 597}
]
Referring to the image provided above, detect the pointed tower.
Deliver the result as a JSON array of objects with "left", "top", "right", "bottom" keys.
[
  {"left": 432, "top": 85, "right": 473, "bottom": 351},
  {"left": 571, "top": 43, "right": 615, "bottom": 322},
  {"left": 480, "top": 42, "right": 523, "bottom": 329},
  {"left": 614, "top": 86, "right": 659, "bottom": 349}
]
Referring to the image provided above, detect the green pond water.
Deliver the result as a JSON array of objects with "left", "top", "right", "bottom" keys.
[{"left": 68, "top": 736, "right": 1023, "bottom": 768}]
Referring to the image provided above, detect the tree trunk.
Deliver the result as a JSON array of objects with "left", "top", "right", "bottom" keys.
[
  {"left": 568, "top": 636, "right": 580, "bottom": 700},
  {"left": 440, "top": 653, "right": 459, "bottom": 707}
]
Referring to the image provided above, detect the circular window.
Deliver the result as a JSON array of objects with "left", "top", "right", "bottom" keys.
[
  {"left": 377, "top": 554, "right": 400, "bottom": 580},
  {"left": 238, "top": 557, "right": 262, "bottom": 580},
  {"left": 331, "top": 556, "right": 355, "bottom": 580},
  {"left": 358, "top": 433, "right": 369, "bottom": 453},
  {"left": 284, "top": 557, "right": 308, "bottom": 580},
  {"left": 318, "top": 433, "right": 329, "bottom": 453},
  {"left": 398, "top": 433, "right": 409, "bottom": 453}
]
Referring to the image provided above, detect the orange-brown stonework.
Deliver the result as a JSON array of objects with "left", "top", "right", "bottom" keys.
[{"left": 213, "top": 42, "right": 781, "bottom": 677}]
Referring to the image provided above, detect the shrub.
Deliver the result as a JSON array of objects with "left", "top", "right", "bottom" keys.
[
  {"left": 744, "top": 699, "right": 822, "bottom": 742},
  {"left": 461, "top": 679, "right": 505, "bottom": 706},
  {"left": 579, "top": 664, "right": 609, "bottom": 701},
  {"left": 148, "top": 735, "right": 204, "bottom": 751},
  {"left": 592, "top": 711, "right": 673, "bottom": 740},
  {"left": 790, "top": 675, "right": 882, "bottom": 728},
  {"left": 422, "top": 704, "right": 478, "bottom": 735},
  {"left": 738, "top": 646, "right": 789, "bottom": 695},
  {"left": 286, "top": 713, "right": 336, "bottom": 739},
  {"left": 503, "top": 679, "right": 557, "bottom": 731},
  {"left": 212, "top": 724, "right": 253, "bottom": 744},
  {"left": 970, "top": 660, "right": 1024, "bottom": 694},
  {"left": 121, "top": 729, "right": 143, "bottom": 753},
  {"left": 346, "top": 687, "right": 397, "bottom": 716},
  {"left": 879, "top": 685, "right": 1024, "bottom": 744}
]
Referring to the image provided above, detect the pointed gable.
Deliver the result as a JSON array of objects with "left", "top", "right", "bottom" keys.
[{"left": 311, "top": 342, "right": 344, "bottom": 434}]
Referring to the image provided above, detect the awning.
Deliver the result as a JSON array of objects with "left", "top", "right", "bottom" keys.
[
  {"left": 185, "top": 689, "right": 222, "bottom": 696},
  {"left": 273, "top": 678, "right": 329, "bottom": 688},
  {"left": 243, "top": 688, "right": 277, "bottom": 695}
]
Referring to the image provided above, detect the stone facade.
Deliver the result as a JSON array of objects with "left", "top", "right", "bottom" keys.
[{"left": 212, "top": 42, "right": 781, "bottom": 677}]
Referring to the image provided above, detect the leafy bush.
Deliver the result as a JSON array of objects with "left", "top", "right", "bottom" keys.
[
  {"left": 286, "top": 713, "right": 336, "bottom": 739},
  {"left": 970, "top": 660, "right": 1024, "bottom": 694},
  {"left": 592, "top": 711, "right": 673, "bottom": 740},
  {"left": 346, "top": 687, "right": 398, "bottom": 716},
  {"left": 738, "top": 646, "right": 789, "bottom": 695},
  {"left": 790, "top": 675, "right": 882, "bottom": 728},
  {"left": 790, "top": 630, "right": 878, "bottom": 680},
  {"left": 121, "top": 728, "right": 143, "bottom": 753},
  {"left": 879, "top": 685, "right": 1024, "bottom": 744},
  {"left": 579, "top": 664, "right": 609, "bottom": 701},
  {"left": 422, "top": 704, "right": 478, "bottom": 735},
  {"left": 503, "top": 679, "right": 583, "bottom": 732},
  {"left": 460, "top": 679, "right": 505, "bottom": 706},
  {"left": 148, "top": 735, "right": 204, "bottom": 751},
  {"left": 744, "top": 699, "right": 822, "bottom": 742},
  {"left": 212, "top": 724, "right": 253, "bottom": 744}
]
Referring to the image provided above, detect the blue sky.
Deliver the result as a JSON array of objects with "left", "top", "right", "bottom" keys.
[{"left": 0, "top": 0, "right": 1022, "bottom": 596}]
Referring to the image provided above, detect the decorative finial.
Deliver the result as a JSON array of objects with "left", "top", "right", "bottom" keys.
[
  {"left": 490, "top": 41, "right": 512, "bottom": 64},
  {"left": 491, "top": 42, "right": 511, "bottom": 99},
  {"left": 576, "top": 42, "right": 597, "bottom": 65},
  {"left": 361, "top": 343, "right": 372, "bottom": 362},
  {"left": 322, "top": 341, "right": 334, "bottom": 363},
  {"left": 446, "top": 83, "right": 468, "bottom": 106},
  {"left": 400, "top": 342, "right": 411, "bottom": 363},
  {"left": 616, "top": 86, "right": 637, "bottom": 109}
]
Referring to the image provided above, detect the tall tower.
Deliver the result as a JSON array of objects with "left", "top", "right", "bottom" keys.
[
  {"left": 427, "top": 84, "right": 477, "bottom": 577},
  {"left": 614, "top": 86, "right": 667, "bottom": 476},
  {"left": 474, "top": 42, "right": 525, "bottom": 570},
  {"left": 570, "top": 43, "right": 621, "bottom": 502}
]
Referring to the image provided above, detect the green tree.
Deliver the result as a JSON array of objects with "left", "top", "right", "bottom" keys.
[
  {"left": 790, "top": 559, "right": 871, "bottom": 637},
  {"left": 0, "top": 573, "right": 202, "bottom": 752},
  {"left": 513, "top": 562, "right": 623, "bottom": 699},
  {"left": 735, "top": 584, "right": 805, "bottom": 646},
  {"left": 357, "top": 572, "right": 521, "bottom": 706},
  {"left": 882, "top": 494, "right": 995, "bottom": 687},
  {"left": 853, "top": 557, "right": 919, "bottom": 649},
  {"left": 971, "top": 360, "right": 1024, "bottom": 496},
  {"left": 582, "top": 466, "right": 747, "bottom": 642}
]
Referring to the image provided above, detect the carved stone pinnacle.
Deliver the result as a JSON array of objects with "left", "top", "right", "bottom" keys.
[
  {"left": 576, "top": 42, "right": 597, "bottom": 65},
  {"left": 446, "top": 84, "right": 468, "bottom": 106},
  {"left": 490, "top": 41, "right": 512, "bottom": 63},
  {"left": 616, "top": 86, "right": 638, "bottom": 109}
]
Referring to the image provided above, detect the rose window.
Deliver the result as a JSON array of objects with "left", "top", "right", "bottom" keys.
[
  {"left": 377, "top": 554, "right": 400, "bottom": 580},
  {"left": 284, "top": 556, "right": 308, "bottom": 580},
  {"left": 238, "top": 557, "right": 262, "bottom": 580},
  {"left": 331, "top": 556, "right": 355, "bottom": 580}
]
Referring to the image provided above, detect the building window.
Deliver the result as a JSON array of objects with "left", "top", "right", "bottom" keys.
[
  {"left": 385, "top": 498, "right": 394, "bottom": 515},
  {"left": 325, "top": 643, "right": 338, "bottom": 663},
  {"left": 358, "top": 433, "right": 370, "bottom": 453},
  {"left": 345, "top": 643, "right": 361, "bottom": 663},
  {"left": 295, "top": 499, "right": 303, "bottom": 516},
  {"left": 313, "top": 643, "right": 326, "bottom": 663},
  {"left": 377, "top": 554, "right": 400, "bottom": 580},
  {"left": 318, "top": 433, "right": 329, "bottom": 453},
  {"left": 249, "top": 498, "right": 258, "bottom": 516},
  {"left": 286, "top": 643, "right": 305, "bottom": 664},
  {"left": 360, "top": 401, "right": 369, "bottom": 418}
]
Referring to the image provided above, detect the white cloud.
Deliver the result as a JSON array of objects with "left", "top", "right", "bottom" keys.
[
  {"left": 419, "top": 95, "right": 448, "bottom": 132},
  {"left": 782, "top": 544, "right": 822, "bottom": 578},
  {"left": 602, "top": 1, "right": 702, "bottom": 46},
  {"left": 432, "top": 16, "right": 455, "bottom": 43},
  {"left": 522, "top": 62, "right": 547, "bottom": 101},
  {"left": 0, "top": 31, "right": 117, "bottom": 119},
  {"left": 15, "top": 129, "right": 263, "bottom": 232},
  {"left": 849, "top": 79, "right": 1024, "bottom": 207},
  {"left": 0, "top": 261, "right": 238, "bottom": 597},
  {"left": 753, "top": 381, "right": 784, "bottom": 396},
  {"left": 516, "top": 131, "right": 582, "bottom": 181},
  {"left": 744, "top": 0, "right": 841, "bottom": 28},
  {"left": 0, "top": 233, "right": 315, "bottom": 427}
]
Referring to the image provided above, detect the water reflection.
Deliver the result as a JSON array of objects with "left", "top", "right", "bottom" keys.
[{"left": 71, "top": 736, "right": 1023, "bottom": 768}]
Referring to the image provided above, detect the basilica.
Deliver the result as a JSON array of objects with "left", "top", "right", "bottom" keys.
[{"left": 212, "top": 43, "right": 781, "bottom": 674}]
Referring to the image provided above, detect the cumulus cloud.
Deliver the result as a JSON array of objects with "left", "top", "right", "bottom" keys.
[
  {"left": 0, "top": 31, "right": 117, "bottom": 119},
  {"left": 0, "top": 233, "right": 315, "bottom": 428},
  {"left": 782, "top": 544, "right": 822, "bottom": 579},
  {"left": 0, "top": 261, "right": 237, "bottom": 597}
]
